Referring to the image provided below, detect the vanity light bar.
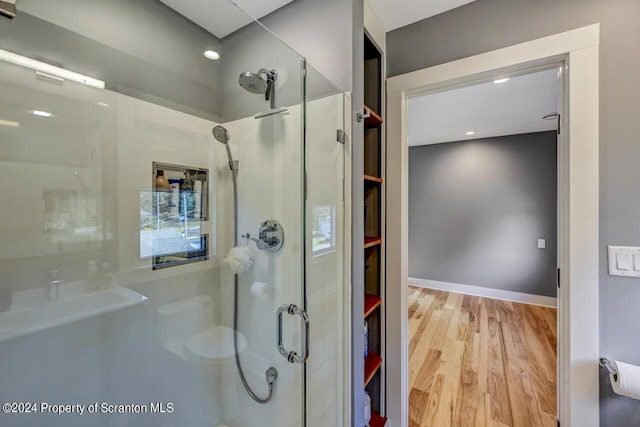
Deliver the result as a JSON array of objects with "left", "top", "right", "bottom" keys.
[{"left": 0, "top": 48, "right": 105, "bottom": 89}]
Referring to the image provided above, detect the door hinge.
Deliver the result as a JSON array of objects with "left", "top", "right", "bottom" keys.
[
  {"left": 557, "top": 114, "right": 561, "bottom": 135},
  {"left": 557, "top": 268, "right": 561, "bottom": 288},
  {"left": 337, "top": 129, "right": 346, "bottom": 144},
  {"left": 304, "top": 172, "right": 308, "bottom": 201}
]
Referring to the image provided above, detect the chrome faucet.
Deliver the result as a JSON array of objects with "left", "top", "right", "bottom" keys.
[
  {"left": 245, "top": 220, "right": 285, "bottom": 254},
  {"left": 48, "top": 270, "right": 63, "bottom": 301}
]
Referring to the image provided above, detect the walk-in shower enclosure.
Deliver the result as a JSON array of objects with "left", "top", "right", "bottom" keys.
[{"left": 0, "top": 1, "right": 347, "bottom": 426}]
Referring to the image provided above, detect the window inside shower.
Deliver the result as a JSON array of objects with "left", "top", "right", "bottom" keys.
[
  {"left": 141, "top": 162, "right": 210, "bottom": 269},
  {"left": 312, "top": 204, "right": 336, "bottom": 255}
]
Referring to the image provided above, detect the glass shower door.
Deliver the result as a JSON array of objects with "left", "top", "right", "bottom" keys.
[
  {"left": 216, "top": 59, "right": 308, "bottom": 426},
  {"left": 304, "top": 64, "right": 347, "bottom": 427}
]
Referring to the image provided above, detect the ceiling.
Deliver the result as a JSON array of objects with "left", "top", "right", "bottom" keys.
[
  {"left": 163, "top": 0, "right": 478, "bottom": 39},
  {"left": 158, "top": 0, "right": 294, "bottom": 39},
  {"left": 408, "top": 68, "right": 560, "bottom": 147},
  {"left": 367, "top": 0, "right": 478, "bottom": 32},
  {"left": 159, "top": 0, "right": 477, "bottom": 41}
]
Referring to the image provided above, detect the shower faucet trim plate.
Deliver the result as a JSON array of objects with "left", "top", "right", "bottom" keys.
[{"left": 249, "top": 220, "right": 285, "bottom": 253}]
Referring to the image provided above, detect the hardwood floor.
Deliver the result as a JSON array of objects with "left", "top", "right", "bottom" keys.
[{"left": 408, "top": 286, "right": 557, "bottom": 427}]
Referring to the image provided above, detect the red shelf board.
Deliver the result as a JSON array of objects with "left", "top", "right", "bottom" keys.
[
  {"left": 364, "top": 104, "right": 383, "bottom": 127},
  {"left": 364, "top": 174, "right": 383, "bottom": 184},
  {"left": 364, "top": 351, "right": 382, "bottom": 386},
  {"left": 370, "top": 411, "right": 388, "bottom": 427},
  {"left": 364, "top": 236, "right": 382, "bottom": 249},
  {"left": 364, "top": 294, "right": 382, "bottom": 318}
]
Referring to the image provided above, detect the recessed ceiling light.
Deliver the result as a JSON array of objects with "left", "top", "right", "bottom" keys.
[
  {"left": 465, "top": 131, "right": 475, "bottom": 136},
  {"left": 33, "top": 110, "right": 52, "bottom": 118},
  {"left": 0, "top": 119, "right": 19, "bottom": 127},
  {"left": 203, "top": 50, "right": 220, "bottom": 60},
  {"left": 494, "top": 78, "right": 510, "bottom": 84},
  {"left": 97, "top": 102, "right": 109, "bottom": 107}
]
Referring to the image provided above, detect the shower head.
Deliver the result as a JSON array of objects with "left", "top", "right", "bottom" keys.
[
  {"left": 239, "top": 71, "right": 269, "bottom": 95},
  {"left": 239, "top": 69, "right": 278, "bottom": 108},
  {"left": 212, "top": 125, "right": 230, "bottom": 144},
  {"left": 212, "top": 126, "right": 238, "bottom": 175},
  {"left": 239, "top": 69, "right": 277, "bottom": 94}
]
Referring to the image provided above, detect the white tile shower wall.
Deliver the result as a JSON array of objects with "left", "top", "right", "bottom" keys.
[
  {"left": 216, "top": 93, "right": 345, "bottom": 427},
  {"left": 0, "top": 62, "right": 115, "bottom": 290},
  {"left": 217, "top": 103, "right": 305, "bottom": 426},
  {"left": 0, "top": 162, "right": 99, "bottom": 259},
  {"left": 110, "top": 88, "right": 233, "bottom": 425},
  {"left": 113, "top": 89, "right": 218, "bottom": 278}
]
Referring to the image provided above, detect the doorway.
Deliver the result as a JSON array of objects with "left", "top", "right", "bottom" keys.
[
  {"left": 405, "top": 67, "right": 560, "bottom": 426},
  {"left": 385, "top": 25, "right": 600, "bottom": 427}
]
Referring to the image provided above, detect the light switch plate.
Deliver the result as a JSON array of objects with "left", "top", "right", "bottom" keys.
[
  {"left": 617, "top": 252, "right": 631, "bottom": 270},
  {"left": 608, "top": 246, "right": 640, "bottom": 277},
  {"left": 537, "top": 239, "right": 546, "bottom": 249}
]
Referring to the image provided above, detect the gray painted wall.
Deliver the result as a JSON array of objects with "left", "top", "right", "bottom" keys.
[
  {"left": 220, "top": 0, "right": 350, "bottom": 121},
  {"left": 7, "top": 0, "right": 224, "bottom": 121},
  {"left": 1, "top": 0, "right": 351, "bottom": 123},
  {"left": 409, "top": 132, "right": 557, "bottom": 297},
  {"left": 257, "top": 0, "right": 353, "bottom": 92},
  {"left": 220, "top": 20, "right": 306, "bottom": 122},
  {"left": 388, "top": 1, "right": 640, "bottom": 425}
]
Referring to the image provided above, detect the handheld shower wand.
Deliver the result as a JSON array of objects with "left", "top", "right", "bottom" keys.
[{"left": 212, "top": 125, "right": 238, "bottom": 176}]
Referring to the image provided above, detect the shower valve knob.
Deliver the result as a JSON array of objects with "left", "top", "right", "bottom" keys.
[
  {"left": 251, "top": 220, "right": 284, "bottom": 253},
  {"left": 252, "top": 237, "right": 279, "bottom": 250}
]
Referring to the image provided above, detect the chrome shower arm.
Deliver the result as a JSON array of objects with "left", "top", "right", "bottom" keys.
[
  {"left": 257, "top": 68, "right": 271, "bottom": 77},
  {"left": 266, "top": 79, "right": 274, "bottom": 106}
]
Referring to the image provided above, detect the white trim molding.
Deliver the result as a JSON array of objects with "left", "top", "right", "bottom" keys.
[
  {"left": 364, "top": 0, "right": 386, "bottom": 53},
  {"left": 409, "top": 278, "right": 558, "bottom": 308},
  {"left": 386, "top": 24, "right": 600, "bottom": 427}
]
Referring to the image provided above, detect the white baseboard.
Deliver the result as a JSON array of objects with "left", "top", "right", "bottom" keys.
[{"left": 408, "top": 277, "right": 557, "bottom": 308}]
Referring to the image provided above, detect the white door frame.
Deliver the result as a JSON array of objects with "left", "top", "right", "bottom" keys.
[{"left": 385, "top": 24, "right": 600, "bottom": 427}]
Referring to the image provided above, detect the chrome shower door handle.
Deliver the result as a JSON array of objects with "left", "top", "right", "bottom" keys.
[{"left": 276, "top": 304, "right": 310, "bottom": 364}]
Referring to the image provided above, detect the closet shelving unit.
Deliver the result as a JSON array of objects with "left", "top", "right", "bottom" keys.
[{"left": 363, "top": 32, "right": 387, "bottom": 425}]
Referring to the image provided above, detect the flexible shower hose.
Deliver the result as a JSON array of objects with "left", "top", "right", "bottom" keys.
[
  {"left": 233, "top": 273, "right": 275, "bottom": 404},
  {"left": 230, "top": 163, "right": 276, "bottom": 404}
]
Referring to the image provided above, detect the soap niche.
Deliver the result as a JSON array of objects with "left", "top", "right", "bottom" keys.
[{"left": 143, "top": 162, "right": 210, "bottom": 270}]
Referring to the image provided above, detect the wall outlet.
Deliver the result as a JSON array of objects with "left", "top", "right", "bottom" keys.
[{"left": 608, "top": 246, "right": 640, "bottom": 278}]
